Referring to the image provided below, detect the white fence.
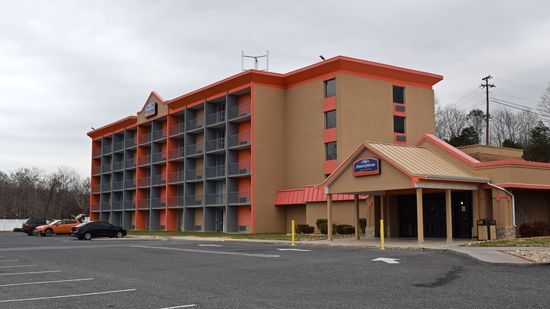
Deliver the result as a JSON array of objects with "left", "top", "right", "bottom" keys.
[{"left": 0, "top": 219, "right": 27, "bottom": 231}]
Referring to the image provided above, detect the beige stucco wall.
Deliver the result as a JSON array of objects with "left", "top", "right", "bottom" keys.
[
  {"left": 137, "top": 96, "right": 168, "bottom": 124},
  {"left": 285, "top": 205, "right": 306, "bottom": 232},
  {"left": 305, "top": 200, "right": 368, "bottom": 233},
  {"left": 252, "top": 85, "right": 287, "bottom": 233}
]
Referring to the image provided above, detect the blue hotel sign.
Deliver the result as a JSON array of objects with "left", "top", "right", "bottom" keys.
[
  {"left": 143, "top": 102, "right": 157, "bottom": 118},
  {"left": 353, "top": 158, "right": 380, "bottom": 177}
]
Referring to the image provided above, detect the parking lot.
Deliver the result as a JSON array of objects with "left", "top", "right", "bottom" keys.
[{"left": 0, "top": 232, "right": 549, "bottom": 308}]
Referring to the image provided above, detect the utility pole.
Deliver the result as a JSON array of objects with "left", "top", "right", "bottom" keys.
[{"left": 481, "top": 75, "right": 495, "bottom": 145}]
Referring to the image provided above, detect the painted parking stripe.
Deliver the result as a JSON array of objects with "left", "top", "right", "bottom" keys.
[
  {"left": 0, "top": 260, "right": 20, "bottom": 263},
  {"left": 0, "top": 264, "right": 38, "bottom": 268},
  {"left": 132, "top": 245, "right": 280, "bottom": 258},
  {"left": 0, "top": 270, "right": 61, "bottom": 276},
  {"left": 158, "top": 305, "right": 197, "bottom": 309},
  {"left": 277, "top": 248, "right": 311, "bottom": 252},
  {"left": 0, "top": 288, "right": 136, "bottom": 303},
  {"left": 198, "top": 244, "right": 222, "bottom": 247},
  {"left": 0, "top": 278, "right": 94, "bottom": 287}
]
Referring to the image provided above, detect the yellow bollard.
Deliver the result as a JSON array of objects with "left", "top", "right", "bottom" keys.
[
  {"left": 291, "top": 220, "right": 296, "bottom": 247},
  {"left": 380, "top": 219, "right": 385, "bottom": 250}
]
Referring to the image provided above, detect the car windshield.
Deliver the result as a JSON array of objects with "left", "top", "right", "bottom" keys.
[{"left": 49, "top": 220, "right": 61, "bottom": 226}]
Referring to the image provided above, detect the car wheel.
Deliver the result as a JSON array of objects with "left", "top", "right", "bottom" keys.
[
  {"left": 26, "top": 231, "right": 33, "bottom": 236},
  {"left": 115, "top": 231, "right": 123, "bottom": 238},
  {"left": 83, "top": 232, "right": 92, "bottom": 240},
  {"left": 45, "top": 229, "right": 53, "bottom": 237}
]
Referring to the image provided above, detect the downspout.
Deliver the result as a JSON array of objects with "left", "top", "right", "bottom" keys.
[{"left": 487, "top": 183, "right": 516, "bottom": 227}]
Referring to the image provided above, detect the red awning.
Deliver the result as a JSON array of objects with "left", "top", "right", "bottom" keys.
[{"left": 275, "top": 186, "right": 365, "bottom": 206}]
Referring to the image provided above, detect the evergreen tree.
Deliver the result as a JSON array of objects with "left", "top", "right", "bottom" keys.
[
  {"left": 523, "top": 121, "right": 550, "bottom": 162},
  {"left": 447, "top": 126, "right": 480, "bottom": 147}
]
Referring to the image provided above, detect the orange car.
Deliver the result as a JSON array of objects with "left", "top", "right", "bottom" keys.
[{"left": 35, "top": 219, "right": 80, "bottom": 237}]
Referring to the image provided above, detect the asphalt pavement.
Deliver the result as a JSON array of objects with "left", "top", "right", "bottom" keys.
[{"left": 0, "top": 232, "right": 548, "bottom": 308}]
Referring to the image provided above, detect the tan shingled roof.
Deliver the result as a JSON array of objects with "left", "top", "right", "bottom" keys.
[{"left": 365, "top": 142, "right": 488, "bottom": 182}]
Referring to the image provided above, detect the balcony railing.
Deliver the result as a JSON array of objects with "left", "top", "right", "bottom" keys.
[
  {"left": 151, "top": 175, "right": 166, "bottom": 186},
  {"left": 102, "top": 145, "right": 112, "bottom": 154},
  {"left": 124, "top": 200, "right": 135, "bottom": 210},
  {"left": 206, "top": 110, "right": 225, "bottom": 125},
  {"left": 228, "top": 103, "right": 251, "bottom": 120},
  {"left": 125, "top": 138, "right": 136, "bottom": 148},
  {"left": 168, "top": 171, "right": 185, "bottom": 183},
  {"left": 112, "top": 181, "right": 123, "bottom": 191},
  {"left": 138, "top": 155, "right": 150, "bottom": 166},
  {"left": 206, "top": 193, "right": 225, "bottom": 205},
  {"left": 151, "top": 152, "right": 166, "bottom": 163},
  {"left": 91, "top": 203, "right": 100, "bottom": 212},
  {"left": 152, "top": 129, "right": 166, "bottom": 141},
  {"left": 92, "top": 148, "right": 102, "bottom": 157},
  {"left": 113, "top": 141, "right": 124, "bottom": 152},
  {"left": 138, "top": 133, "right": 151, "bottom": 144},
  {"left": 124, "top": 179, "right": 135, "bottom": 189},
  {"left": 186, "top": 143, "right": 204, "bottom": 156},
  {"left": 206, "top": 138, "right": 225, "bottom": 152},
  {"left": 137, "top": 177, "right": 150, "bottom": 187},
  {"left": 167, "top": 196, "right": 184, "bottom": 208},
  {"left": 185, "top": 169, "right": 203, "bottom": 181},
  {"left": 102, "top": 164, "right": 112, "bottom": 173},
  {"left": 137, "top": 199, "right": 150, "bottom": 209},
  {"left": 185, "top": 195, "right": 202, "bottom": 206},
  {"left": 112, "top": 201, "right": 123, "bottom": 210},
  {"left": 168, "top": 147, "right": 184, "bottom": 160},
  {"left": 100, "top": 202, "right": 111, "bottom": 211},
  {"left": 92, "top": 166, "right": 101, "bottom": 175},
  {"left": 169, "top": 122, "right": 185, "bottom": 136},
  {"left": 113, "top": 161, "right": 124, "bottom": 171},
  {"left": 206, "top": 165, "right": 225, "bottom": 178},
  {"left": 125, "top": 159, "right": 136, "bottom": 169},
  {"left": 101, "top": 183, "right": 111, "bottom": 191},
  {"left": 91, "top": 184, "right": 100, "bottom": 193},
  {"left": 228, "top": 191, "right": 251, "bottom": 204},
  {"left": 228, "top": 132, "right": 251, "bottom": 148},
  {"left": 228, "top": 161, "right": 251, "bottom": 176},
  {"left": 186, "top": 117, "right": 204, "bottom": 131},
  {"left": 151, "top": 198, "right": 165, "bottom": 209}
]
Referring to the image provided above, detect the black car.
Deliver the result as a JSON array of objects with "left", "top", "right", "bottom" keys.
[
  {"left": 71, "top": 221, "right": 127, "bottom": 240},
  {"left": 22, "top": 218, "right": 53, "bottom": 236}
]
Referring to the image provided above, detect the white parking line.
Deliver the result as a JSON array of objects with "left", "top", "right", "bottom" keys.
[
  {"left": 0, "top": 260, "right": 20, "bottom": 263},
  {"left": 0, "top": 278, "right": 94, "bottom": 287},
  {"left": 0, "top": 264, "right": 38, "bottom": 268},
  {"left": 277, "top": 248, "right": 311, "bottom": 252},
  {"left": 132, "top": 245, "right": 280, "bottom": 258},
  {"left": 158, "top": 305, "right": 197, "bottom": 309},
  {"left": 0, "top": 270, "right": 61, "bottom": 276},
  {"left": 198, "top": 244, "right": 222, "bottom": 247},
  {"left": 0, "top": 288, "right": 136, "bottom": 303}
]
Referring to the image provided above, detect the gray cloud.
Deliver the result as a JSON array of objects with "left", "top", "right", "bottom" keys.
[{"left": 1, "top": 0, "right": 549, "bottom": 176}]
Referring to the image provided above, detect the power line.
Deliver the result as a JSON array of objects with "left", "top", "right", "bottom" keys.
[
  {"left": 492, "top": 77, "right": 546, "bottom": 92},
  {"left": 491, "top": 98, "right": 549, "bottom": 119}
]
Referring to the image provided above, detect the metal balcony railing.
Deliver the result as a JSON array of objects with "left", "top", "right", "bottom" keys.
[
  {"left": 101, "top": 183, "right": 111, "bottom": 191},
  {"left": 185, "top": 195, "right": 202, "bottom": 206},
  {"left": 186, "top": 117, "right": 204, "bottom": 131},
  {"left": 206, "top": 165, "right": 225, "bottom": 178},
  {"left": 152, "top": 129, "right": 166, "bottom": 141},
  {"left": 125, "top": 159, "right": 136, "bottom": 169},
  {"left": 113, "top": 161, "right": 124, "bottom": 171},
  {"left": 100, "top": 202, "right": 111, "bottom": 211},
  {"left": 151, "top": 175, "right": 166, "bottom": 186},
  {"left": 113, "top": 141, "right": 124, "bottom": 152},
  {"left": 185, "top": 169, "right": 203, "bottom": 181},
  {"left": 206, "top": 193, "right": 225, "bottom": 205},
  {"left": 228, "top": 191, "right": 251, "bottom": 204},
  {"left": 137, "top": 199, "right": 150, "bottom": 209},
  {"left": 124, "top": 200, "right": 135, "bottom": 210},
  {"left": 168, "top": 171, "right": 185, "bottom": 183},
  {"left": 91, "top": 203, "right": 100, "bottom": 212},
  {"left": 102, "top": 164, "right": 112, "bottom": 173},
  {"left": 138, "top": 155, "right": 150, "bottom": 166},
  {"left": 102, "top": 145, "right": 112, "bottom": 154},
  {"left": 92, "top": 148, "right": 102, "bottom": 157},
  {"left": 137, "top": 177, "right": 150, "bottom": 187},
  {"left": 228, "top": 103, "right": 251, "bottom": 120},
  {"left": 151, "top": 198, "right": 165, "bottom": 209},
  {"left": 151, "top": 152, "right": 166, "bottom": 163},
  {"left": 168, "top": 147, "right": 184, "bottom": 160},
  {"left": 228, "top": 161, "right": 251, "bottom": 176},
  {"left": 228, "top": 132, "right": 251, "bottom": 148},
  {"left": 138, "top": 133, "right": 151, "bottom": 144},
  {"left": 206, "top": 110, "right": 225, "bottom": 125},
  {"left": 186, "top": 143, "right": 204, "bottom": 156},
  {"left": 206, "top": 138, "right": 225, "bottom": 152},
  {"left": 169, "top": 122, "right": 185, "bottom": 136},
  {"left": 124, "top": 179, "right": 136, "bottom": 189},
  {"left": 112, "top": 201, "right": 123, "bottom": 210},
  {"left": 125, "top": 138, "right": 136, "bottom": 148},
  {"left": 112, "top": 181, "right": 123, "bottom": 191},
  {"left": 167, "top": 196, "right": 184, "bottom": 208}
]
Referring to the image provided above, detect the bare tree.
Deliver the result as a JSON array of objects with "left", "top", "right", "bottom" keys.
[
  {"left": 436, "top": 104, "right": 468, "bottom": 141},
  {"left": 537, "top": 82, "right": 550, "bottom": 124}
]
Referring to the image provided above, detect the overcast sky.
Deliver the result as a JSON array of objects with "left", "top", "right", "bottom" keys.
[{"left": 1, "top": 0, "right": 549, "bottom": 177}]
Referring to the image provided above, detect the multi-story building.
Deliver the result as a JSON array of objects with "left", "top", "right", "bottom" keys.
[{"left": 87, "top": 55, "right": 445, "bottom": 233}]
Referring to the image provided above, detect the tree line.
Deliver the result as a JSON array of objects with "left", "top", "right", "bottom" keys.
[
  {"left": 435, "top": 84, "right": 550, "bottom": 162},
  {"left": 0, "top": 167, "right": 89, "bottom": 219}
]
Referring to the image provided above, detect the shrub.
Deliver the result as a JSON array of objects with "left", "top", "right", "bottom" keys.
[
  {"left": 303, "top": 226, "right": 315, "bottom": 234},
  {"left": 533, "top": 222, "right": 550, "bottom": 236},
  {"left": 318, "top": 223, "right": 327, "bottom": 234},
  {"left": 519, "top": 223, "right": 537, "bottom": 238},
  {"left": 359, "top": 218, "right": 367, "bottom": 233},
  {"left": 335, "top": 224, "right": 355, "bottom": 235},
  {"left": 295, "top": 224, "right": 308, "bottom": 234},
  {"left": 316, "top": 219, "right": 327, "bottom": 230}
]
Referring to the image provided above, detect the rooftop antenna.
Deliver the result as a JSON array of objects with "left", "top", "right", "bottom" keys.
[{"left": 241, "top": 50, "right": 269, "bottom": 71}]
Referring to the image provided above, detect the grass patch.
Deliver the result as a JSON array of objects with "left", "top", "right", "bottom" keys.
[
  {"left": 469, "top": 236, "right": 550, "bottom": 247},
  {"left": 127, "top": 230, "right": 326, "bottom": 241}
]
